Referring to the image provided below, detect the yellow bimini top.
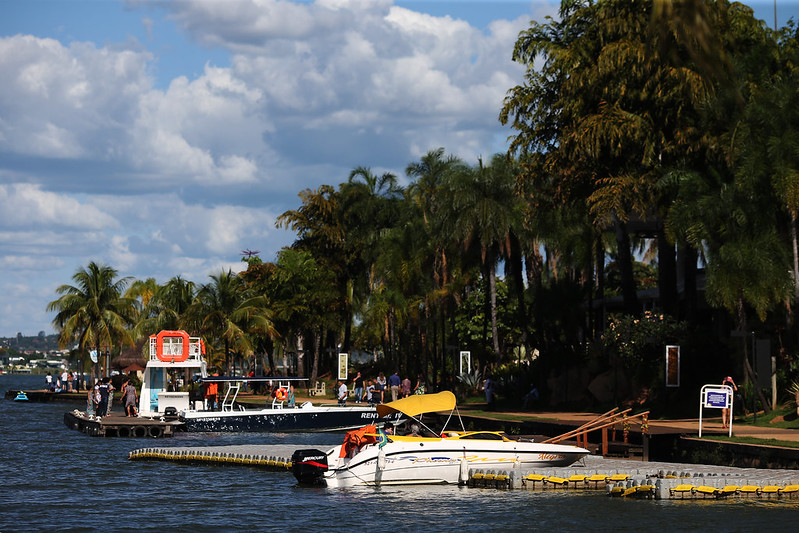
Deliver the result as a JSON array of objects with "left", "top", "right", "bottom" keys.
[{"left": 376, "top": 391, "right": 456, "bottom": 418}]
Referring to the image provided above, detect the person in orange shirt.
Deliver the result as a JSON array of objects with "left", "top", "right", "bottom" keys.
[{"left": 204, "top": 373, "right": 219, "bottom": 411}]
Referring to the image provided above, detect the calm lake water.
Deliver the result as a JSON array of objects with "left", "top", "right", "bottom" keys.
[{"left": 1, "top": 373, "right": 797, "bottom": 532}]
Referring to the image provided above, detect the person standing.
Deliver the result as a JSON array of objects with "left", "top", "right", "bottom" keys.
[
  {"left": 722, "top": 376, "right": 737, "bottom": 429},
  {"left": 484, "top": 375, "right": 496, "bottom": 411},
  {"left": 337, "top": 380, "right": 348, "bottom": 406},
  {"left": 45, "top": 371, "right": 53, "bottom": 391},
  {"left": 67, "top": 371, "right": 74, "bottom": 392},
  {"left": 352, "top": 372, "right": 364, "bottom": 404},
  {"left": 204, "top": 374, "right": 219, "bottom": 411},
  {"left": 401, "top": 376, "right": 411, "bottom": 398},
  {"left": 365, "top": 380, "right": 375, "bottom": 405},
  {"left": 86, "top": 383, "right": 97, "bottom": 416},
  {"left": 105, "top": 379, "right": 116, "bottom": 415},
  {"left": 96, "top": 378, "right": 110, "bottom": 418},
  {"left": 287, "top": 383, "right": 296, "bottom": 408},
  {"left": 388, "top": 371, "right": 402, "bottom": 402}
]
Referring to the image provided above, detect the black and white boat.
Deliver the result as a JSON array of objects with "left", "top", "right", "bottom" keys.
[
  {"left": 138, "top": 330, "right": 402, "bottom": 432},
  {"left": 179, "top": 376, "right": 403, "bottom": 432}
]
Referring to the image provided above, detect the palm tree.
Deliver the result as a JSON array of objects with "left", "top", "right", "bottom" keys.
[
  {"left": 47, "top": 261, "right": 136, "bottom": 386},
  {"left": 134, "top": 276, "right": 197, "bottom": 338},
  {"left": 445, "top": 154, "right": 522, "bottom": 362},
  {"left": 187, "top": 269, "right": 274, "bottom": 375}
]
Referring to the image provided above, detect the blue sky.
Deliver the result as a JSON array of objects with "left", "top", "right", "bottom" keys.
[{"left": 0, "top": 0, "right": 796, "bottom": 337}]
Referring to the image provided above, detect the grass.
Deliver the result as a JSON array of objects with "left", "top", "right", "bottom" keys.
[
  {"left": 734, "top": 403, "right": 799, "bottom": 429},
  {"left": 462, "top": 409, "right": 558, "bottom": 422},
  {"left": 698, "top": 434, "right": 799, "bottom": 449}
]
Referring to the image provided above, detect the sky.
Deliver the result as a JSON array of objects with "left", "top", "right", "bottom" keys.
[{"left": 0, "top": 0, "right": 796, "bottom": 338}]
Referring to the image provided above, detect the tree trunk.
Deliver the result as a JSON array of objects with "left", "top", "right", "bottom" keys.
[
  {"left": 595, "top": 230, "right": 606, "bottom": 337},
  {"left": 488, "top": 260, "right": 500, "bottom": 361},
  {"left": 310, "top": 328, "right": 321, "bottom": 386},
  {"left": 657, "top": 227, "right": 677, "bottom": 317},
  {"left": 791, "top": 211, "right": 799, "bottom": 301},
  {"left": 612, "top": 213, "right": 640, "bottom": 315},
  {"left": 508, "top": 232, "right": 528, "bottom": 344}
]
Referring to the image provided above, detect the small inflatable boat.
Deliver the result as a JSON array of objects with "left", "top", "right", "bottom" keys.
[{"left": 13, "top": 391, "right": 29, "bottom": 401}]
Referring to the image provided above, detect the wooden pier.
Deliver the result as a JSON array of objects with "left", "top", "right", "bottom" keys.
[{"left": 64, "top": 410, "right": 185, "bottom": 438}]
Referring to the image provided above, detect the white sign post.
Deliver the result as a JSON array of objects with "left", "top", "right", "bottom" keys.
[
  {"left": 459, "top": 351, "right": 471, "bottom": 374},
  {"left": 337, "top": 352, "right": 348, "bottom": 381},
  {"left": 699, "top": 384, "right": 733, "bottom": 437}
]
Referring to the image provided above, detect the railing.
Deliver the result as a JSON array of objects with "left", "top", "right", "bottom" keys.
[
  {"left": 148, "top": 332, "right": 204, "bottom": 362},
  {"left": 542, "top": 407, "right": 650, "bottom": 459}
]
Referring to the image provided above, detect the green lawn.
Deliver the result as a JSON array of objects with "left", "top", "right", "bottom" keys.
[
  {"left": 698, "top": 435, "right": 799, "bottom": 449},
  {"left": 734, "top": 404, "right": 799, "bottom": 429}
]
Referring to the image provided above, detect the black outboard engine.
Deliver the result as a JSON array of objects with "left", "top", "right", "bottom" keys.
[{"left": 291, "top": 449, "right": 329, "bottom": 486}]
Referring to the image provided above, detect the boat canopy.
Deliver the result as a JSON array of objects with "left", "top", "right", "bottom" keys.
[{"left": 376, "top": 391, "right": 456, "bottom": 418}]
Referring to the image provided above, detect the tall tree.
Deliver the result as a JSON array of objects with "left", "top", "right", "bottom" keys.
[
  {"left": 187, "top": 269, "right": 274, "bottom": 374},
  {"left": 47, "top": 261, "right": 136, "bottom": 384}
]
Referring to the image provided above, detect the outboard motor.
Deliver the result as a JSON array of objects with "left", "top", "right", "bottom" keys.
[{"left": 291, "top": 449, "right": 329, "bottom": 486}]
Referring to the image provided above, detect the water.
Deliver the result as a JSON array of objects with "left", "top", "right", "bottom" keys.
[{"left": 1, "top": 374, "right": 797, "bottom": 532}]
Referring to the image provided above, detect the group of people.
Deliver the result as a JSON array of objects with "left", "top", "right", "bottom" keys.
[
  {"left": 337, "top": 371, "right": 426, "bottom": 406},
  {"left": 45, "top": 370, "right": 77, "bottom": 392},
  {"left": 85, "top": 376, "right": 138, "bottom": 418}
]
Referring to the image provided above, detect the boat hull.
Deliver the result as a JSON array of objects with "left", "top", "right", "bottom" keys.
[
  {"left": 316, "top": 439, "right": 588, "bottom": 487},
  {"left": 180, "top": 405, "right": 403, "bottom": 433}
]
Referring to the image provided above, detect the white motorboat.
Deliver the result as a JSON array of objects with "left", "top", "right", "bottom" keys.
[{"left": 291, "top": 391, "right": 590, "bottom": 487}]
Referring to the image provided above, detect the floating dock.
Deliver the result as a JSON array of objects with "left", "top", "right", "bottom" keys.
[
  {"left": 465, "top": 455, "right": 799, "bottom": 500},
  {"left": 64, "top": 410, "right": 185, "bottom": 438},
  {"left": 128, "top": 444, "right": 301, "bottom": 470}
]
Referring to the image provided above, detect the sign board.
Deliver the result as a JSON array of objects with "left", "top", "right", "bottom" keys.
[
  {"left": 703, "top": 388, "right": 729, "bottom": 408},
  {"left": 337, "top": 352, "right": 348, "bottom": 381},
  {"left": 665, "top": 345, "right": 680, "bottom": 387},
  {"left": 460, "top": 351, "right": 471, "bottom": 374},
  {"left": 699, "top": 384, "right": 733, "bottom": 437}
]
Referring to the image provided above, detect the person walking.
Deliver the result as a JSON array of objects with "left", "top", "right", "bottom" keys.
[
  {"left": 352, "top": 371, "right": 364, "bottom": 404},
  {"left": 123, "top": 379, "right": 138, "bottom": 417},
  {"left": 388, "top": 371, "right": 402, "bottom": 402},
  {"left": 401, "top": 376, "right": 411, "bottom": 398}
]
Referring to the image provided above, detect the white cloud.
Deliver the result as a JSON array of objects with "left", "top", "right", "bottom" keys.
[
  {"left": 0, "top": 183, "right": 118, "bottom": 229},
  {"left": 0, "top": 0, "right": 537, "bottom": 335}
]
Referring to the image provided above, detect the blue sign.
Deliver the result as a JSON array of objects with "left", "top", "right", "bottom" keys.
[{"left": 704, "top": 389, "right": 729, "bottom": 408}]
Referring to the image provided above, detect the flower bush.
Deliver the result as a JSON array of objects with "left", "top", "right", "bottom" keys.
[{"left": 603, "top": 311, "right": 687, "bottom": 376}]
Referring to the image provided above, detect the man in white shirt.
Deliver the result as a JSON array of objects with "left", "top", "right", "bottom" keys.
[{"left": 337, "top": 380, "right": 348, "bottom": 406}]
